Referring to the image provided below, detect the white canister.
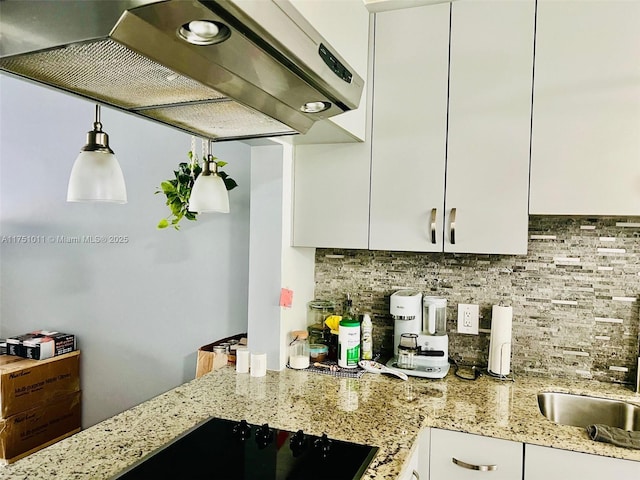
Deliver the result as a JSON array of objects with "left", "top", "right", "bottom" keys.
[
  {"left": 338, "top": 318, "right": 360, "bottom": 368},
  {"left": 250, "top": 352, "right": 267, "bottom": 377},
  {"left": 235, "top": 347, "right": 250, "bottom": 374}
]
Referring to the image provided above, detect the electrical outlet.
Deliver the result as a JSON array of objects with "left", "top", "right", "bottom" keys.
[{"left": 457, "top": 304, "right": 479, "bottom": 334}]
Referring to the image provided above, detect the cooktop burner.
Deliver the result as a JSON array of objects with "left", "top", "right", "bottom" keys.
[{"left": 112, "top": 417, "right": 378, "bottom": 480}]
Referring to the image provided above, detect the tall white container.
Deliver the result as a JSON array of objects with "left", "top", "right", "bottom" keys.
[{"left": 338, "top": 318, "right": 360, "bottom": 368}]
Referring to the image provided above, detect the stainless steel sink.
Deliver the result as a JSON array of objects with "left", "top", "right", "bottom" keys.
[{"left": 537, "top": 392, "right": 640, "bottom": 430}]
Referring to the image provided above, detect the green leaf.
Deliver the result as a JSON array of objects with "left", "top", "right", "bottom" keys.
[
  {"left": 161, "top": 181, "right": 176, "bottom": 194},
  {"left": 157, "top": 218, "right": 169, "bottom": 229},
  {"left": 170, "top": 202, "right": 183, "bottom": 216},
  {"left": 216, "top": 160, "right": 227, "bottom": 168},
  {"left": 223, "top": 177, "right": 238, "bottom": 191}
]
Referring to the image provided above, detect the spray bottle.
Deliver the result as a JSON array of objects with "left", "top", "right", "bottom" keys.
[{"left": 361, "top": 313, "right": 373, "bottom": 360}]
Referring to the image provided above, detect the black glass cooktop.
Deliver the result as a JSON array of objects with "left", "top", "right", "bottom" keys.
[{"left": 112, "top": 417, "right": 378, "bottom": 480}]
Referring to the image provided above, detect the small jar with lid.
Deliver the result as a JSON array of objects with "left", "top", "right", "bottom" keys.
[
  {"left": 309, "top": 344, "right": 329, "bottom": 363},
  {"left": 288, "top": 330, "right": 310, "bottom": 369},
  {"left": 307, "top": 300, "right": 335, "bottom": 345}
]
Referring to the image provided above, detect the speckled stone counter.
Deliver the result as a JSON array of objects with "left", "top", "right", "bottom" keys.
[{"left": 2, "top": 367, "right": 639, "bottom": 479}]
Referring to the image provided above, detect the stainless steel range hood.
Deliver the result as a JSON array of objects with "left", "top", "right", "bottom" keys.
[{"left": 0, "top": 0, "right": 364, "bottom": 141}]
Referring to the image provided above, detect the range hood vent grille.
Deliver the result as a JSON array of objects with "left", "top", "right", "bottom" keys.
[
  {"left": 0, "top": 38, "right": 296, "bottom": 140},
  {"left": 0, "top": 40, "right": 225, "bottom": 107},
  {"left": 142, "top": 102, "right": 295, "bottom": 139}
]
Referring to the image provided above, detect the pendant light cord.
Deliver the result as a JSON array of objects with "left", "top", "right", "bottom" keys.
[{"left": 190, "top": 135, "right": 198, "bottom": 170}]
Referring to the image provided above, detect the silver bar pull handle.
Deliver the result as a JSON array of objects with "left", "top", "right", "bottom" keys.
[
  {"left": 450, "top": 208, "right": 457, "bottom": 244},
  {"left": 452, "top": 457, "right": 497, "bottom": 472},
  {"left": 411, "top": 470, "right": 420, "bottom": 480},
  {"left": 430, "top": 208, "right": 437, "bottom": 244}
]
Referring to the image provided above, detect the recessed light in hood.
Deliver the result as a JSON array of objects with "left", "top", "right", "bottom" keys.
[
  {"left": 0, "top": 0, "right": 364, "bottom": 142},
  {"left": 178, "top": 20, "right": 231, "bottom": 46},
  {"left": 301, "top": 101, "right": 332, "bottom": 113}
]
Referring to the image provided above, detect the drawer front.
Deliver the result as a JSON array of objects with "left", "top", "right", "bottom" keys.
[
  {"left": 430, "top": 429, "right": 523, "bottom": 480},
  {"left": 524, "top": 444, "right": 640, "bottom": 480}
]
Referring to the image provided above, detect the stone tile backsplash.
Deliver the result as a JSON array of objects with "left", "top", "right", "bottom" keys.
[{"left": 314, "top": 216, "right": 640, "bottom": 385}]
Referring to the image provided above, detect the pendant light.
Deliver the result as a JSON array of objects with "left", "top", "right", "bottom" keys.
[
  {"left": 188, "top": 140, "right": 229, "bottom": 214},
  {"left": 67, "top": 104, "right": 127, "bottom": 203}
]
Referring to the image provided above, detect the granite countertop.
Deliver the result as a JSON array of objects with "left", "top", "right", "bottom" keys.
[{"left": 2, "top": 366, "right": 639, "bottom": 479}]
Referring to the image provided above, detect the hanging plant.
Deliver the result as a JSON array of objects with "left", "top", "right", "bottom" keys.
[{"left": 156, "top": 150, "right": 238, "bottom": 230}]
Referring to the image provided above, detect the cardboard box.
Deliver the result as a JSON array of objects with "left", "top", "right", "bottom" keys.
[
  {"left": 0, "top": 351, "right": 80, "bottom": 418},
  {"left": 196, "top": 333, "right": 246, "bottom": 378},
  {"left": 7, "top": 331, "right": 76, "bottom": 360},
  {"left": 0, "top": 390, "right": 81, "bottom": 464},
  {"left": 0, "top": 355, "right": 22, "bottom": 368}
]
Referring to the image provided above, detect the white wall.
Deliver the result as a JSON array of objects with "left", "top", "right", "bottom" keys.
[
  {"left": 247, "top": 144, "right": 315, "bottom": 371},
  {"left": 279, "top": 143, "right": 316, "bottom": 368},
  {"left": 0, "top": 75, "right": 251, "bottom": 427},
  {"left": 247, "top": 145, "right": 286, "bottom": 369}
]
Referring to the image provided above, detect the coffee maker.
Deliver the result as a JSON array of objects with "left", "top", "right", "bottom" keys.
[{"left": 387, "top": 290, "right": 450, "bottom": 379}]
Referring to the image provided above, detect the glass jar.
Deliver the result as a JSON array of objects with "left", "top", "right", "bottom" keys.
[
  {"left": 307, "top": 300, "right": 335, "bottom": 345},
  {"left": 309, "top": 344, "right": 329, "bottom": 363},
  {"left": 288, "top": 330, "right": 310, "bottom": 369}
]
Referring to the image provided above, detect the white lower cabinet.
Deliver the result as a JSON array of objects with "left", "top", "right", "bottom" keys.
[
  {"left": 398, "top": 428, "right": 430, "bottom": 480},
  {"left": 429, "top": 429, "right": 523, "bottom": 480},
  {"left": 398, "top": 443, "right": 420, "bottom": 480},
  {"left": 524, "top": 444, "right": 640, "bottom": 480},
  {"left": 417, "top": 427, "right": 431, "bottom": 479},
  {"left": 405, "top": 429, "right": 640, "bottom": 480}
]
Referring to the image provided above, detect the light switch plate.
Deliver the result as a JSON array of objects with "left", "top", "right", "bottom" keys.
[{"left": 457, "top": 304, "right": 479, "bottom": 335}]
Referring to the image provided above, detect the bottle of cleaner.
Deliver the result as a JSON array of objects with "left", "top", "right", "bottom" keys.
[
  {"left": 338, "top": 295, "right": 360, "bottom": 368},
  {"left": 361, "top": 313, "right": 373, "bottom": 360}
]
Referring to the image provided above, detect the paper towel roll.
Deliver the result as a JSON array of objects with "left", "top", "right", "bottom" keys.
[{"left": 488, "top": 305, "right": 513, "bottom": 376}]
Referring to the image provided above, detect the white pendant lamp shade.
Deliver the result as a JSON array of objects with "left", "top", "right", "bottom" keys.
[
  {"left": 67, "top": 151, "right": 127, "bottom": 203},
  {"left": 188, "top": 171, "right": 229, "bottom": 213},
  {"left": 67, "top": 105, "right": 127, "bottom": 203}
]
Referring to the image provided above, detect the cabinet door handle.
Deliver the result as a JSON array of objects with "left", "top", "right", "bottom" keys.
[
  {"left": 449, "top": 208, "right": 457, "bottom": 244},
  {"left": 430, "top": 208, "right": 437, "bottom": 244},
  {"left": 452, "top": 457, "right": 497, "bottom": 472},
  {"left": 411, "top": 470, "right": 420, "bottom": 480}
]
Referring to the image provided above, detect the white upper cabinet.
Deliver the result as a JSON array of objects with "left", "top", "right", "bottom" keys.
[
  {"left": 288, "top": 0, "right": 370, "bottom": 142},
  {"left": 291, "top": 7, "right": 374, "bottom": 249},
  {"left": 370, "top": 0, "right": 534, "bottom": 254},
  {"left": 445, "top": 0, "right": 534, "bottom": 254},
  {"left": 530, "top": 0, "right": 640, "bottom": 215},
  {"left": 292, "top": 141, "right": 371, "bottom": 249},
  {"left": 369, "top": 2, "right": 449, "bottom": 252}
]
